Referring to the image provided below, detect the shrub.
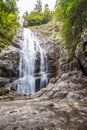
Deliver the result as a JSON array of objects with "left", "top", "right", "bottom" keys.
[{"left": 23, "top": 10, "right": 52, "bottom": 26}]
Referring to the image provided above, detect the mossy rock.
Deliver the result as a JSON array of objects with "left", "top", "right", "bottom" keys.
[
  {"left": 6, "top": 42, "right": 11, "bottom": 45},
  {"left": 0, "top": 89, "right": 9, "bottom": 96},
  {"left": 0, "top": 90, "right": 6, "bottom": 96},
  {"left": 0, "top": 43, "right": 5, "bottom": 48},
  {"left": 54, "top": 24, "right": 60, "bottom": 32}
]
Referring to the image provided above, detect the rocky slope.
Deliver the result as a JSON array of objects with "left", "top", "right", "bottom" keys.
[{"left": 0, "top": 25, "right": 87, "bottom": 130}]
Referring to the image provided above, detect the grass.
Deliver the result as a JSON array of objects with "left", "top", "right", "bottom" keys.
[{"left": 29, "top": 21, "right": 61, "bottom": 43}]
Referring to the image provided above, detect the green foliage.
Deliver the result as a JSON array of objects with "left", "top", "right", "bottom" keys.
[
  {"left": 24, "top": 12, "right": 43, "bottom": 26},
  {"left": 0, "top": 0, "right": 19, "bottom": 51},
  {"left": 23, "top": 9, "right": 52, "bottom": 26},
  {"left": 55, "top": 0, "right": 87, "bottom": 56},
  {"left": 23, "top": 0, "right": 52, "bottom": 26},
  {"left": 42, "top": 9, "right": 52, "bottom": 24}
]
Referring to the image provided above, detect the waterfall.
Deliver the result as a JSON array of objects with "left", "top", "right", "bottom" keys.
[
  {"left": 40, "top": 50, "right": 48, "bottom": 89},
  {"left": 17, "top": 28, "right": 48, "bottom": 94}
]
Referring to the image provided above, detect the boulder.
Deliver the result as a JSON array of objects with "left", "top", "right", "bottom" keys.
[{"left": 34, "top": 70, "right": 87, "bottom": 100}]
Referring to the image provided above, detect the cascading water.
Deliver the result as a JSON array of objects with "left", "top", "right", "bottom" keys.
[
  {"left": 40, "top": 50, "right": 48, "bottom": 89},
  {"left": 17, "top": 28, "right": 48, "bottom": 94}
]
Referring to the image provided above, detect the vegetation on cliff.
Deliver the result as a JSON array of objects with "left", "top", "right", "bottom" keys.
[
  {"left": 55, "top": 0, "right": 87, "bottom": 56},
  {"left": 29, "top": 0, "right": 87, "bottom": 75},
  {"left": 0, "top": 0, "right": 20, "bottom": 51},
  {"left": 26, "top": 0, "right": 87, "bottom": 59}
]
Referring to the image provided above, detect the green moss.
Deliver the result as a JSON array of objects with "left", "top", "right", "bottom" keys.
[
  {"left": 54, "top": 24, "right": 60, "bottom": 32},
  {"left": 29, "top": 25, "right": 40, "bottom": 29},
  {"left": 0, "top": 43, "right": 5, "bottom": 48},
  {"left": 41, "top": 31, "right": 52, "bottom": 36}
]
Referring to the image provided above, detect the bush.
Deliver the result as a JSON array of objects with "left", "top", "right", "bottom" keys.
[{"left": 23, "top": 10, "right": 52, "bottom": 26}]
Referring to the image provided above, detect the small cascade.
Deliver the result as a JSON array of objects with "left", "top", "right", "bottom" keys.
[
  {"left": 40, "top": 50, "right": 48, "bottom": 89},
  {"left": 17, "top": 28, "right": 48, "bottom": 94}
]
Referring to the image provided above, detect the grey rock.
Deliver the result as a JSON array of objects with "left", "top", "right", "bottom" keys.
[
  {"left": 0, "top": 46, "right": 20, "bottom": 78},
  {"left": 0, "top": 77, "right": 10, "bottom": 88},
  {"left": 0, "top": 46, "right": 20, "bottom": 89}
]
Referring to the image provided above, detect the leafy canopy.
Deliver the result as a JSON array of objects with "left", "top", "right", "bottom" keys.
[{"left": 23, "top": 1, "right": 52, "bottom": 27}]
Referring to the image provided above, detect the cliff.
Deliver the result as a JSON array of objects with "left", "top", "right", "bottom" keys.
[{"left": 0, "top": 23, "right": 87, "bottom": 130}]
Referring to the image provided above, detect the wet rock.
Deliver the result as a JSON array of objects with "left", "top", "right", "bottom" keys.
[
  {"left": 0, "top": 46, "right": 20, "bottom": 78},
  {"left": 32, "top": 29, "right": 59, "bottom": 76},
  {"left": 0, "top": 71, "right": 87, "bottom": 129},
  {"left": 12, "top": 29, "right": 24, "bottom": 48},
  {"left": 34, "top": 70, "right": 87, "bottom": 100},
  {"left": 0, "top": 77, "right": 10, "bottom": 88},
  {"left": 0, "top": 46, "right": 20, "bottom": 89}
]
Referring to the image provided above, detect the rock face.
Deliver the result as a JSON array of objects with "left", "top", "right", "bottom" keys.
[
  {"left": 76, "top": 29, "right": 87, "bottom": 75},
  {"left": 34, "top": 71, "right": 87, "bottom": 98},
  {"left": 0, "top": 30, "right": 24, "bottom": 88},
  {"left": 0, "top": 46, "right": 20, "bottom": 88},
  {"left": 0, "top": 71, "right": 87, "bottom": 130},
  {"left": 33, "top": 29, "right": 59, "bottom": 77},
  {"left": 58, "top": 29, "right": 87, "bottom": 75},
  {"left": 0, "top": 28, "right": 58, "bottom": 91}
]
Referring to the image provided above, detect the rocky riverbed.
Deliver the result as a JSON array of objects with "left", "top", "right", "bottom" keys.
[{"left": 0, "top": 71, "right": 87, "bottom": 130}]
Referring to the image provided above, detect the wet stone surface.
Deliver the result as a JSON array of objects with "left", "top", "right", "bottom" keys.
[{"left": 0, "top": 71, "right": 87, "bottom": 130}]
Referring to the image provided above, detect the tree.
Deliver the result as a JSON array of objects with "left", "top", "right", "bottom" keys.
[
  {"left": 42, "top": 7, "right": 52, "bottom": 24},
  {"left": 54, "top": 0, "right": 59, "bottom": 9},
  {"left": 34, "top": 0, "right": 42, "bottom": 13},
  {"left": 44, "top": 4, "right": 49, "bottom": 10},
  {"left": 0, "top": 0, "right": 19, "bottom": 50},
  {"left": 23, "top": 11, "right": 28, "bottom": 16},
  {"left": 23, "top": 1, "right": 52, "bottom": 26},
  {"left": 0, "top": 0, "right": 18, "bottom": 14},
  {"left": 23, "top": 11, "right": 43, "bottom": 26}
]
